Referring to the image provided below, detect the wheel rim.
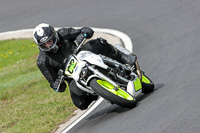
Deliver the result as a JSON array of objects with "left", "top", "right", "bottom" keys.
[
  {"left": 96, "top": 80, "right": 134, "bottom": 100},
  {"left": 142, "top": 75, "right": 150, "bottom": 84}
]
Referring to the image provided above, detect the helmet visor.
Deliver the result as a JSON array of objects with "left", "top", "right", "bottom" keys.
[{"left": 39, "top": 36, "right": 57, "bottom": 51}]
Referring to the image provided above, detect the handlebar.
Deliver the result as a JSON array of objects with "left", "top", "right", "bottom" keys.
[{"left": 74, "top": 37, "right": 87, "bottom": 55}]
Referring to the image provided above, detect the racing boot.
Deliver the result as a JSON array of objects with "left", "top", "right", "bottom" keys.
[
  {"left": 97, "top": 37, "right": 136, "bottom": 66},
  {"left": 115, "top": 49, "right": 137, "bottom": 66}
]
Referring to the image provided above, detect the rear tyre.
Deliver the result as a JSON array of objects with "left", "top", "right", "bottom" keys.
[
  {"left": 141, "top": 74, "right": 154, "bottom": 94},
  {"left": 89, "top": 78, "right": 137, "bottom": 108}
]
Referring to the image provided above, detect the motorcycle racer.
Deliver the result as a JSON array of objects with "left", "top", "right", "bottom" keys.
[{"left": 33, "top": 23, "right": 136, "bottom": 110}]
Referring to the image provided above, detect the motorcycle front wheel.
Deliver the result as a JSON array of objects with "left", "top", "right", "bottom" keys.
[{"left": 89, "top": 78, "right": 137, "bottom": 108}]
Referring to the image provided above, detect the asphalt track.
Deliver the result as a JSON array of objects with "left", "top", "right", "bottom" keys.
[{"left": 1, "top": 0, "right": 200, "bottom": 133}]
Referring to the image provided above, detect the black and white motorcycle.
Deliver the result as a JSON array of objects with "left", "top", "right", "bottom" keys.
[{"left": 57, "top": 37, "right": 154, "bottom": 108}]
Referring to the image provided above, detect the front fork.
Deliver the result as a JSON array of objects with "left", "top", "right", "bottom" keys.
[{"left": 135, "top": 60, "right": 142, "bottom": 80}]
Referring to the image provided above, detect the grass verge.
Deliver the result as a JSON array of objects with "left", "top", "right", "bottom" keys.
[{"left": 0, "top": 39, "right": 77, "bottom": 133}]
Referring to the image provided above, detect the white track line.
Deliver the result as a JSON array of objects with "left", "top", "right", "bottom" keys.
[{"left": 61, "top": 97, "right": 104, "bottom": 133}]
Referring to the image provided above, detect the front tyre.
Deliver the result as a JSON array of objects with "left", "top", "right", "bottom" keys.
[
  {"left": 89, "top": 78, "right": 137, "bottom": 108},
  {"left": 141, "top": 74, "right": 154, "bottom": 94}
]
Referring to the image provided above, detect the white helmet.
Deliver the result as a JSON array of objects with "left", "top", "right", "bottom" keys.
[{"left": 33, "top": 23, "right": 59, "bottom": 53}]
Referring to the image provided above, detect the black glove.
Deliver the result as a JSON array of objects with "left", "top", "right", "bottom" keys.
[
  {"left": 50, "top": 78, "right": 66, "bottom": 92},
  {"left": 81, "top": 27, "right": 94, "bottom": 39},
  {"left": 75, "top": 33, "right": 87, "bottom": 45}
]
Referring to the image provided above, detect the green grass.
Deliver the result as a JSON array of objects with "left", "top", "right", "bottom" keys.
[{"left": 0, "top": 39, "right": 77, "bottom": 133}]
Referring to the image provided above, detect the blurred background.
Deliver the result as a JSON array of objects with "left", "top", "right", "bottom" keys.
[{"left": 1, "top": 0, "right": 200, "bottom": 133}]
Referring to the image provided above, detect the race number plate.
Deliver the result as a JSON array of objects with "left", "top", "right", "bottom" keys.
[{"left": 65, "top": 55, "right": 79, "bottom": 77}]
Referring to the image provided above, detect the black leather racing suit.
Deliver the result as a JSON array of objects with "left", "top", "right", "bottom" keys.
[{"left": 37, "top": 27, "right": 121, "bottom": 110}]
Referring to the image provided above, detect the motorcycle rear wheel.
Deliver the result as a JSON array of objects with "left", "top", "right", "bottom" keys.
[
  {"left": 141, "top": 74, "right": 154, "bottom": 94},
  {"left": 89, "top": 78, "right": 137, "bottom": 108}
]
